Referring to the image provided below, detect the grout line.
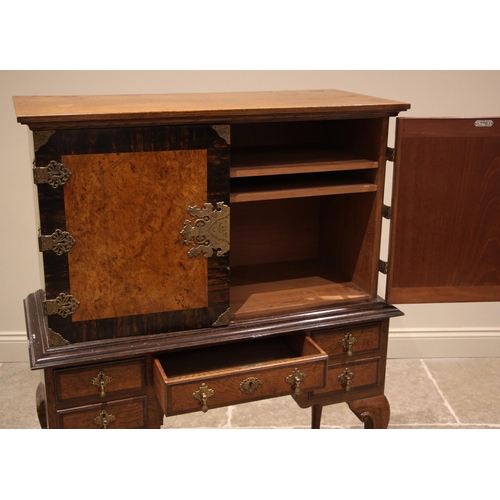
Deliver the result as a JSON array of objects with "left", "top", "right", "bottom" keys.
[
  {"left": 223, "top": 406, "right": 233, "bottom": 428},
  {"left": 420, "top": 359, "right": 461, "bottom": 424}
]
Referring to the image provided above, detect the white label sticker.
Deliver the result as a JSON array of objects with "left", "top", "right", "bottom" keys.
[{"left": 474, "top": 119, "right": 494, "bottom": 127}]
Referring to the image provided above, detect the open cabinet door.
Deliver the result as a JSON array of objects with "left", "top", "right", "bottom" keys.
[{"left": 386, "top": 117, "right": 500, "bottom": 304}]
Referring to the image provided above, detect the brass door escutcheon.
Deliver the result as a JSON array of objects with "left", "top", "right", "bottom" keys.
[
  {"left": 286, "top": 368, "right": 306, "bottom": 395},
  {"left": 180, "top": 202, "right": 230, "bottom": 258},
  {"left": 338, "top": 368, "right": 354, "bottom": 392},
  {"left": 91, "top": 370, "right": 113, "bottom": 398},
  {"left": 192, "top": 383, "right": 214, "bottom": 413},
  {"left": 93, "top": 409, "right": 115, "bottom": 429},
  {"left": 339, "top": 332, "right": 357, "bottom": 357}
]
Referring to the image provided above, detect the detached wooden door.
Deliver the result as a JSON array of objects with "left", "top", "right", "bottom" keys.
[
  {"left": 35, "top": 125, "right": 230, "bottom": 343},
  {"left": 386, "top": 118, "right": 500, "bottom": 304}
]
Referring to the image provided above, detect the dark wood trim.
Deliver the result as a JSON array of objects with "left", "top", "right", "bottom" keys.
[{"left": 26, "top": 289, "right": 402, "bottom": 370}]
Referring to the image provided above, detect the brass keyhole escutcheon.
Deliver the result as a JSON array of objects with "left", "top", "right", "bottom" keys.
[
  {"left": 286, "top": 368, "right": 306, "bottom": 395},
  {"left": 339, "top": 332, "right": 357, "bottom": 357},
  {"left": 91, "top": 370, "right": 113, "bottom": 398},
  {"left": 239, "top": 377, "right": 262, "bottom": 394},
  {"left": 338, "top": 368, "right": 354, "bottom": 392},
  {"left": 193, "top": 383, "right": 215, "bottom": 413},
  {"left": 93, "top": 409, "right": 115, "bottom": 429}
]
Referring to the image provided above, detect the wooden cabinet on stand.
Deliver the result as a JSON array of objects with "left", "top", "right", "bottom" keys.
[{"left": 14, "top": 90, "right": 500, "bottom": 428}]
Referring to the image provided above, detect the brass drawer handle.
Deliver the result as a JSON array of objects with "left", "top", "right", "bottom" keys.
[
  {"left": 93, "top": 409, "right": 115, "bottom": 429},
  {"left": 338, "top": 368, "right": 354, "bottom": 392},
  {"left": 286, "top": 368, "right": 306, "bottom": 395},
  {"left": 193, "top": 383, "right": 214, "bottom": 413},
  {"left": 91, "top": 370, "right": 113, "bottom": 398},
  {"left": 339, "top": 332, "right": 357, "bottom": 357}
]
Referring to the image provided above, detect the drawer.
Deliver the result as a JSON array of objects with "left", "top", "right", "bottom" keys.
[
  {"left": 153, "top": 333, "right": 328, "bottom": 416},
  {"left": 310, "top": 323, "right": 383, "bottom": 360},
  {"left": 57, "top": 397, "right": 147, "bottom": 429},
  {"left": 54, "top": 358, "right": 146, "bottom": 405},
  {"left": 312, "top": 357, "right": 382, "bottom": 397}
]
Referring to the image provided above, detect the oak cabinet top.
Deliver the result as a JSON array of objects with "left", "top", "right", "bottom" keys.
[{"left": 13, "top": 89, "right": 410, "bottom": 129}]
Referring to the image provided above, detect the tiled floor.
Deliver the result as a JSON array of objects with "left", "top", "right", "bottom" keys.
[{"left": 1, "top": 358, "right": 499, "bottom": 429}]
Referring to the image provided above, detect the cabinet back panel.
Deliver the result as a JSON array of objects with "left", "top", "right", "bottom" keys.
[
  {"left": 231, "top": 119, "right": 384, "bottom": 161},
  {"left": 230, "top": 198, "right": 320, "bottom": 267}
]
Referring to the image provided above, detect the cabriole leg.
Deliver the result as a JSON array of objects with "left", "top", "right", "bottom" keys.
[{"left": 347, "top": 395, "right": 390, "bottom": 429}]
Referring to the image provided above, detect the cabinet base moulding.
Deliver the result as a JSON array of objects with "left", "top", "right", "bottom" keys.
[{"left": 2, "top": 331, "right": 499, "bottom": 363}]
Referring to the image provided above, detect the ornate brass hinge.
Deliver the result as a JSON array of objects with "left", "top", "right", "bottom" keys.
[
  {"left": 378, "top": 259, "right": 389, "bottom": 275},
  {"left": 181, "top": 202, "right": 230, "bottom": 258},
  {"left": 44, "top": 293, "right": 80, "bottom": 318},
  {"left": 39, "top": 229, "right": 76, "bottom": 255},
  {"left": 386, "top": 147, "right": 395, "bottom": 162},
  {"left": 33, "top": 160, "right": 72, "bottom": 188}
]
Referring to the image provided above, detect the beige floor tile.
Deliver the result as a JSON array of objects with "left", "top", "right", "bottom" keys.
[
  {"left": 317, "top": 401, "right": 365, "bottom": 428},
  {"left": 165, "top": 396, "right": 363, "bottom": 429},
  {"left": 162, "top": 406, "right": 229, "bottom": 428},
  {"left": 423, "top": 358, "right": 500, "bottom": 425},
  {"left": 229, "top": 395, "right": 310, "bottom": 428},
  {"left": 384, "top": 359, "right": 457, "bottom": 426}
]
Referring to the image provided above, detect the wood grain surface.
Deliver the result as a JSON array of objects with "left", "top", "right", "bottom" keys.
[{"left": 64, "top": 150, "right": 208, "bottom": 321}]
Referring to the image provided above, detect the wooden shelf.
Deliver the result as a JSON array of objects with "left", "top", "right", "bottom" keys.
[
  {"left": 230, "top": 175, "right": 377, "bottom": 202},
  {"left": 230, "top": 146, "right": 378, "bottom": 178},
  {"left": 230, "top": 261, "right": 371, "bottom": 320}
]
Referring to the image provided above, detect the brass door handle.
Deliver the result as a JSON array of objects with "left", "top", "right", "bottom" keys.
[
  {"left": 338, "top": 368, "right": 354, "bottom": 392},
  {"left": 339, "top": 332, "right": 357, "bottom": 357},
  {"left": 286, "top": 368, "right": 306, "bottom": 395},
  {"left": 91, "top": 370, "right": 113, "bottom": 398},
  {"left": 193, "top": 383, "right": 215, "bottom": 413},
  {"left": 93, "top": 409, "right": 115, "bottom": 429}
]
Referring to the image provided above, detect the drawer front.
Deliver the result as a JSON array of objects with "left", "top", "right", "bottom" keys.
[
  {"left": 310, "top": 323, "right": 383, "bottom": 360},
  {"left": 312, "top": 358, "right": 382, "bottom": 397},
  {"left": 167, "top": 361, "right": 325, "bottom": 416},
  {"left": 154, "top": 335, "right": 328, "bottom": 416},
  {"left": 57, "top": 397, "right": 147, "bottom": 429},
  {"left": 54, "top": 359, "right": 146, "bottom": 405}
]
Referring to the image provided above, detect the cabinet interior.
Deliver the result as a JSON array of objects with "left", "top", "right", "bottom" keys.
[
  {"left": 156, "top": 333, "right": 310, "bottom": 378},
  {"left": 229, "top": 119, "right": 385, "bottom": 320}
]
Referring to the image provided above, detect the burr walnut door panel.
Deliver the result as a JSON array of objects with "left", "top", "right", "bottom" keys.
[
  {"left": 34, "top": 125, "right": 230, "bottom": 343},
  {"left": 387, "top": 118, "right": 500, "bottom": 304}
]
